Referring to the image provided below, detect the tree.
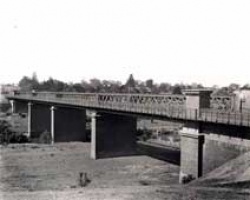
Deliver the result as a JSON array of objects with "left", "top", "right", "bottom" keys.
[
  {"left": 39, "top": 78, "right": 69, "bottom": 92},
  {"left": 228, "top": 83, "right": 240, "bottom": 93},
  {"left": 172, "top": 85, "right": 182, "bottom": 94},
  {"left": 158, "top": 82, "right": 172, "bottom": 94},
  {"left": 89, "top": 78, "right": 102, "bottom": 92},
  {"left": 18, "top": 72, "right": 40, "bottom": 91},
  {"left": 81, "top": 80, "right": 94, "bottom": 92},
  {"left": 72, "top": 83, "right": 85, "bottom": 92},
  {"left": 124, "top": 74, "right": 137, "bottom": 93},
  {"left": 242, "top": 84, "right": 250, "bottom": 89},
  {"left": 102, "top": 80, "right": 122, "bottom": 93},
  {"left": 19, "top": 76, "right": 34, "bottom": 92},
  {"left": 213, "top": 87, "right": 230, "bottom": 95},
  {"left": 125, "top": 74, "right": 136, "bottom": 88}
]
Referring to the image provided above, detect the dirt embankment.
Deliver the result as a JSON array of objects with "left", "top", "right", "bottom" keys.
[{"left": 192, "top": 150, "right": 250, "bottom": 188}]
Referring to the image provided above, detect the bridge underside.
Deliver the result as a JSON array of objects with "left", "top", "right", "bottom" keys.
[
  {"left": 53, "top": 107, "right": 86, "bottom": 142},
  {"left": 13, "top": 101, "right": 87, "bottom": 143},
  {"left": 12, "top": 100, "right": 28, "bottom": 114},
  {"left": 30, "top": 104, "right": 51, "bottom": 139},
  {"left": 90, "top": 112, "right": 137, "bottom": 159}
]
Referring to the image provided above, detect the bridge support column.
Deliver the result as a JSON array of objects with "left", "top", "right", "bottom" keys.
[
  {"left": 27, "top": 102, "right": 32, "bottom": 138},
  {"left": 50, "top": 106, "right": 55, "bottom": 145},
  {"left": 90, "top": 112, "right": 97, "bottom": 160},
  {"left": 90, "top": 112, "right": 137, "bottom": 159},
  {"left": 179, "top": 123, "right": 204, "bottom": 183},
  {"left": 9, "top": 100, "right": 15, "bottom": 114}
]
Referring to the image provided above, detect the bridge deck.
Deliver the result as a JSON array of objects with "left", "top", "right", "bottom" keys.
[{"left": 7, "top": 92, "right": 250, "bottom": 127}]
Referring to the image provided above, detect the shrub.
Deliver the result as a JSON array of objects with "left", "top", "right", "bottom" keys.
[
  {"left": 0, "top": 120, "right": 12, "bottom": 144},
  {"left": 137, "top": 128, "right": 152, "bottom": 141},
  {"left": 181, "top": 174, "right": 195, "bottom": 184},
  {"left": 0, "top": 119, "right": 30, "bottom": 145},
  {"left": 9, "top": 134, "right": 29, "bottom": 143},
  {"left": 39, "top": 130, "right": 52, "bottom": 144}
]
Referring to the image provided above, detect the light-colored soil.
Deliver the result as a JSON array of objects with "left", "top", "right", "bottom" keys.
[
  {"left": 193, "top": 150, "right": 250, "bottom": 188},
  {"left": 0, "top": 142, "right": 249, "bottom": 200}
]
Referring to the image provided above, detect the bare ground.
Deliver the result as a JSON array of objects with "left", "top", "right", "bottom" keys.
[
  {"left": 192, "top": 150, "right": 250, "bottom": 189},
  {"left": 0, "top": 142, "right": 249, "bottom": 200}
]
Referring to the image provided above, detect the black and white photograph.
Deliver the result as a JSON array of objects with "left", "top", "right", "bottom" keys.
[{"left": 1, "top": 1, "right": 250, "bottom": 199}]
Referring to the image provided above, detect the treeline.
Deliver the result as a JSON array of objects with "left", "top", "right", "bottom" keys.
[
  {"left": 18, "top": 73, "right": 206, "bottom": 94},
  {"left": 18, "top": 73, "right": 248, "bottom": 95}
]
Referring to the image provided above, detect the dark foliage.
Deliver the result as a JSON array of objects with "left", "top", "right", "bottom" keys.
[
  {"left": 18, "top": 73, "right": 206, "bottom": 94},
  {"left": 0, "top": 120, "right": 12, "bottom": 144},
  {"left": 39, "top": 130, "right": 52, "bottom": 144},
  {"left": 137, "top": 128, "right": 152, "bottom": 141},
  {"left": 9, "top": 134, "right": 29, "bottom": 143},
  {"left": 0, "top": 120, "right": 29, "bottom": 144}
]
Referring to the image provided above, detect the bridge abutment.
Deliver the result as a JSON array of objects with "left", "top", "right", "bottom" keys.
[
  {"left": 179, "top": 121, "right": 250, "bottom": 183},
  {"left": 90, "top": 112, "right": 137, "bottom": 159}
]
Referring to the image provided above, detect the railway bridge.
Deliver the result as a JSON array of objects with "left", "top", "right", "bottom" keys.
[{"left": 6, "top": 89, "right": 250, "bottom": 183}]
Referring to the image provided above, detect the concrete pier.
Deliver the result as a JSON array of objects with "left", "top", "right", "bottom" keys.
[
  {"left": 179, "top": 125, "right": 204, "bottom": 183},
  {"left": 180, "top": 89, "right": 211, "bottom": 183}
]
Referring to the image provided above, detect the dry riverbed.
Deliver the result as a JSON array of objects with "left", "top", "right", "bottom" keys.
[{"left": 0, "top": 142, "right": 249, "bottom": 200}]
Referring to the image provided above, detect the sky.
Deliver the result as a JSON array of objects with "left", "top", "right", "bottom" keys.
[{"left": 0, "top": 0, "right": 250, "bottom": 87}]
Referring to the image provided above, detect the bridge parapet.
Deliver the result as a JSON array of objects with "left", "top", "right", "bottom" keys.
[
  {"left": 7, "top": 92, "right": 250, "bottom": 127},
  {"left": 97, "top": 93, "right": 186, "bottom": 108},
  {"left": 10, "top": 92, "right": 186, "bottom": 108},
  {"left": 210, "top": 95, "right": 236, "bottom": 111}
]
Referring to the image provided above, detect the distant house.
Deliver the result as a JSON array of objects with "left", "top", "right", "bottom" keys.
[
  {"left": 233, "top": 88, "right": 250, "bottom": 112},
  {"left": 0, "top": 84, "right": 20, "bottom": 109}
]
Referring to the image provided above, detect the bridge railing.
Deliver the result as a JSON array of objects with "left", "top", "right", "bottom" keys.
[
  {"left": 210, "top": 95, "right": 236, "bottom": 111},
  {"left": 10, "top": 91, "right": 186, "bottom": 108},
  {"left": 7, "top": 92, "right": 250, "bottom": 127},
  {"left": 11, "top": 92, "right": 99, "bottom": 106},
  {"left": 200, "top": 109, "right": 250, "bottom": 126}
]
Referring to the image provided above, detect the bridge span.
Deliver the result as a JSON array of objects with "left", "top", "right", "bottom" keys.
[{"left": 6, "top": 90, "right": 250, "bottom": 183}]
